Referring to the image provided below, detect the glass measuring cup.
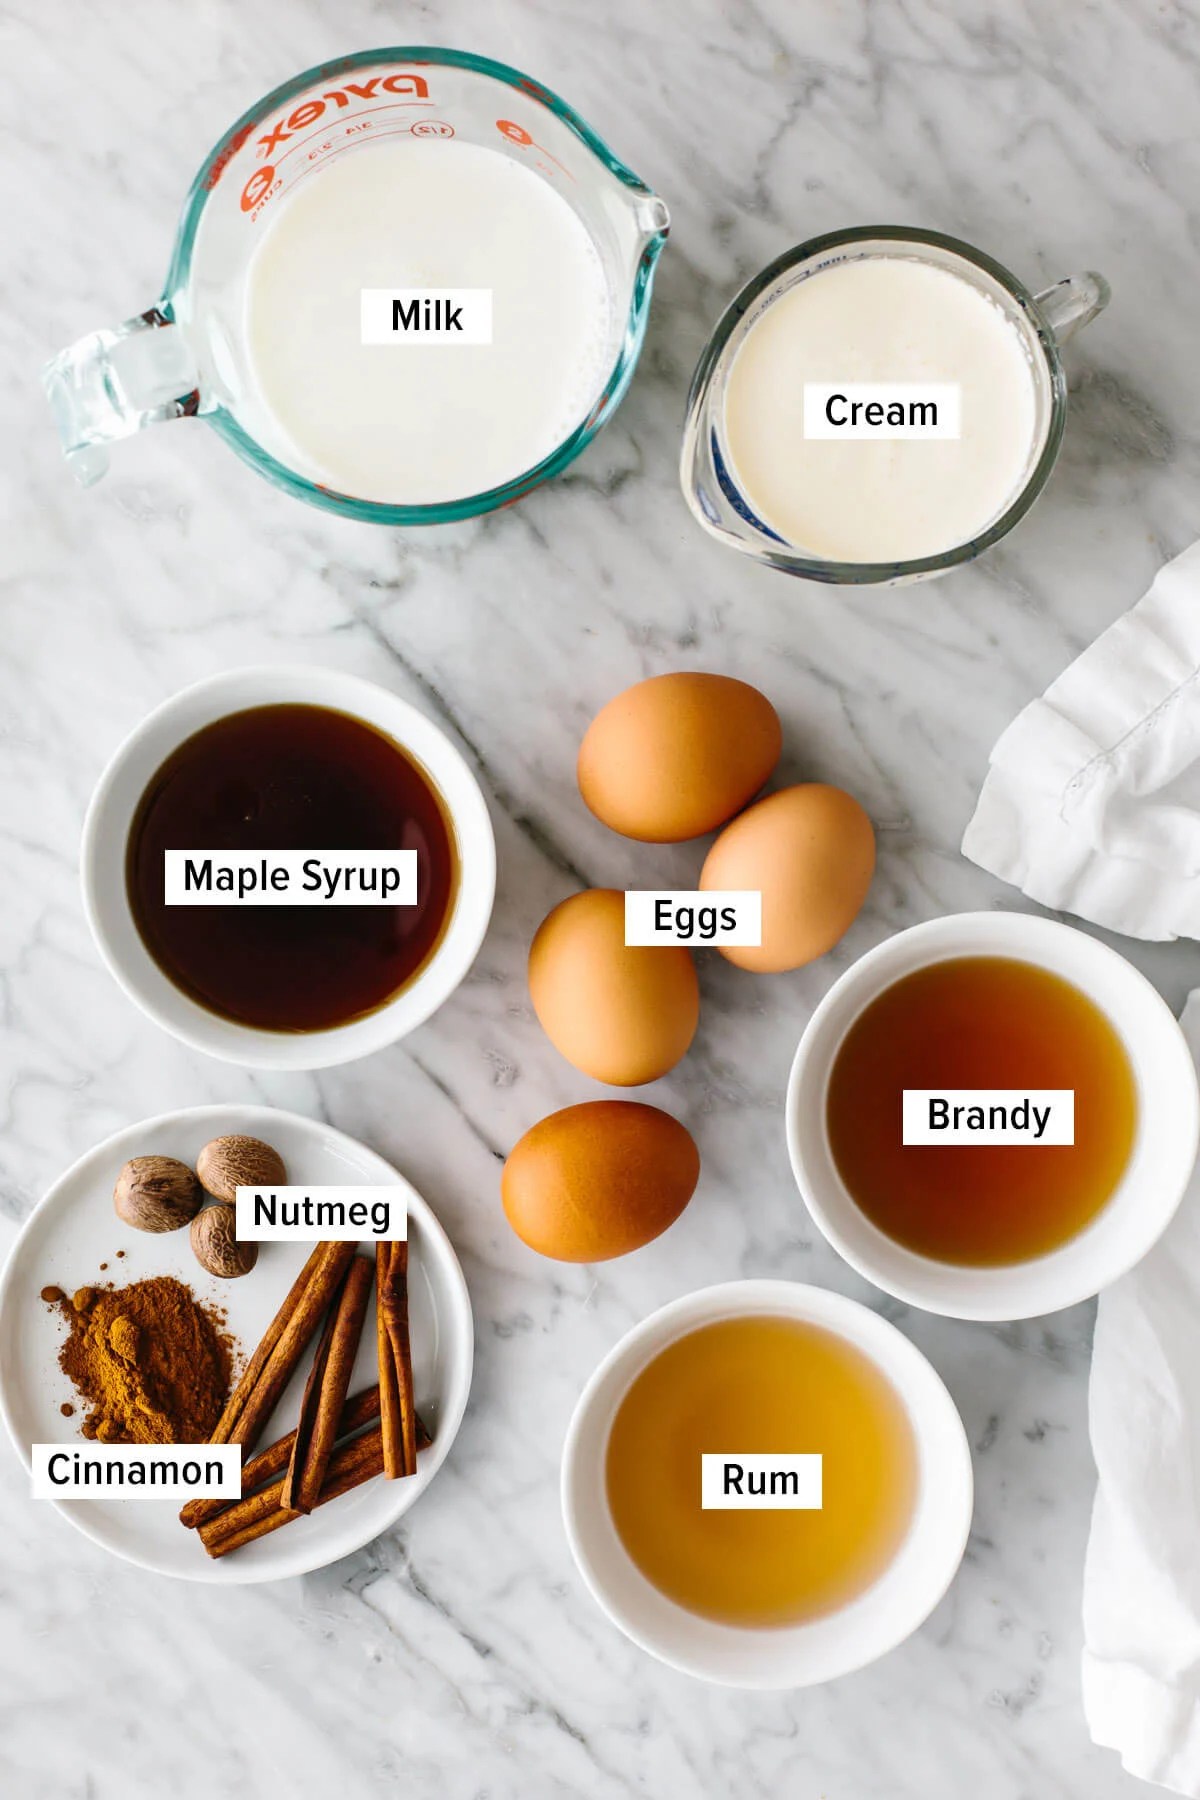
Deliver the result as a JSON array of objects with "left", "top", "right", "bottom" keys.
[
  {"left": 680, "top": 226, "right": 1109, "bottom": 585},
  {"left": 44, "top": 48, "right": 670, "bottom": 524}
]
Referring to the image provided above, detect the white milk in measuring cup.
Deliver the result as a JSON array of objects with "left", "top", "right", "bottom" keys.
[
  {"left": 242, "top": 138, "right": 613, "bottom": 505},
  {"left": 43, "top": 51, "right": 670, "bottom": 523}
]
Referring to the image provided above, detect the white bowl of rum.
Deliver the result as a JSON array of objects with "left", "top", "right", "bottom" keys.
[{"left": 561, "top": 1279, "right": 972, "bottom": 1687}]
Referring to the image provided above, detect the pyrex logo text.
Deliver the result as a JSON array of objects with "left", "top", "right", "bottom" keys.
[
  {"left": 241, "top": 72, "right": 432, "bottom": 213},
  {"left": 256, "top": 73, "right": 430, "bottom": 155}
]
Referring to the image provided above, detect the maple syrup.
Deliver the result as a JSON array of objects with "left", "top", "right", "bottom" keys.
[{"left": 127, "top": 704, "right": 458, "bottom": 1032}]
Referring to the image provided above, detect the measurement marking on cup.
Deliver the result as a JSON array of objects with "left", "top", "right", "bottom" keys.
[
  {"left": 272, "top": 101, "right": 436, "bottom": 170},
  {"left": 251, "top": 123, "right": 446, "bottom": 220},
  {"left": 496, "top": 118, "right": 575, "bottom": 180}
]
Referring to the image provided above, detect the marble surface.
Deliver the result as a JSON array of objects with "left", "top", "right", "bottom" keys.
[{"left": 3, "top": 0, "right": 1200, "bottom": 1794}]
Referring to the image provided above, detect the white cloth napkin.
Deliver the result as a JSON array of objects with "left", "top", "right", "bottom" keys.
[
  {"left": 963, "top": 539, "right": 1200, "bottom": 941},
  {"left": 1083, "top": 1014, "right": 1200, "bottom": 1792},
  {"left": 962, "top": 540, "right": 1200, "bottom": 1792}
]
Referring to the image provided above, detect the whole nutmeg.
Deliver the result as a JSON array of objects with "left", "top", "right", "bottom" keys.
[
  {"left": 190, "top": 1204, "right": 258, "bottom": 1279},
  {"left": 196, "top": 1134, "right": 286, "bottom": 1204},
  {"left": 114, "top": 1156, "right": 203, "bottom": 1233}
]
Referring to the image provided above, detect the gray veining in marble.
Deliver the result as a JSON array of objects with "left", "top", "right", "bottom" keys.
[{"left": 3, "top": 1, "right": 1200, "bottom": 1795}]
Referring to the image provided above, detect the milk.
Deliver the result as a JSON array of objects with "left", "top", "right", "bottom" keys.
[
  {"left": 244, "top": 138, "right": 613, "bottom": 505},
  {"left": 722, "top": 257, "right": 1041, "bottom": 564}
]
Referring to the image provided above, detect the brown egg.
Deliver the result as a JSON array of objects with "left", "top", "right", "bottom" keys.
[
  {"left": 700, "top": 784, "right": 875, "bottom": 972},
  {"left": 502, "top": 1101, "right": 700, "bottom": 1261},
  {"left": 577, "top": 672, "right": 782, "bottom": 843},
  {"left": 529, "top": 888, "right": 700, "bottom": 1084}
]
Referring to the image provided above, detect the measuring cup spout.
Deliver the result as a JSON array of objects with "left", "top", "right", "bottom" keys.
[{"left": 42, "top": 307, "right": 201, "bottom": 485}]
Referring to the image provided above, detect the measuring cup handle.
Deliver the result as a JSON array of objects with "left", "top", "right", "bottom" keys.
[
  {"left": 42, "top": 307, "right": 201, "bottom": 486},
  {"left": 1033, "top": 271, "right": 1111, "bottom": 348}
]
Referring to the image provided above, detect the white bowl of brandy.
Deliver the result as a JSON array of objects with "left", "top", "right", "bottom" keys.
[
  {"left": 786, "top": 911, "right": 1199, "bottom": 1321},
  {"left": 561, "top": 1280, "right": 972, "bottom": 1688}
]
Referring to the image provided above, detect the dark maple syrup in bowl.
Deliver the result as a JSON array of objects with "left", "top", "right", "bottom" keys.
[
  {"left": 825, "top": 956, "right": 1137, "bottom": 1266},
  {"left": 126, "top": 703, "right": 459, "bottom": 1032}
]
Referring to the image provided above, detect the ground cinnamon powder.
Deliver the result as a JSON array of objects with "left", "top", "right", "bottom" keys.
[{"left": 50, "top": 1276, "right": 236, "bottom": 1444}]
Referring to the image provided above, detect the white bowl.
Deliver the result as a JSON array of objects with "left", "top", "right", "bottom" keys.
[
  {"left": 787, "top": 912, "right": 1200, "bottom": 1321},
  {"left": 81, "top": 666, "right": 496, "bottom": 1069},
  {"left": 561, "top": 1280, "right": 972, "bottom": 1688}
]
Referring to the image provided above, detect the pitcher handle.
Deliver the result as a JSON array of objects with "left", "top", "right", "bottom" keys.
[
  {"left": 42, "top": 307, "right": 201, "bottom": 486},
  {"left": 1033, "top": 271, "right": 1111, "bottom": 347}
]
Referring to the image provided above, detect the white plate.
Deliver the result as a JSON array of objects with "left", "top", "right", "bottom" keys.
[{"left": 0, "top": 1104, "right": 473, "bottom": 1583}]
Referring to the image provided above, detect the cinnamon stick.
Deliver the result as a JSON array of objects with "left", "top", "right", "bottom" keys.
[
  {"left": 200, "top": 1425, "right": 384, "bottom": 1559},
  {"left": 282, "top": 1254, "right": 373, "bottom": 1515},
  {"left": 233, "top": 1384, "right": 382, "bottom": 1500},
  {"left": 376, "top": 1242, "right": 401, "bottom": 1479},
  {"left": 207, "top": 1244, "right": 327, "bottom": 1446},
  {"left": 197, "top": 1385, "right": 429, "bottom": 1531},
  {"left": 180, "top": 1239, "right": 357, "bottom": 1529},
  {"left": 376, "top": 1238, "right": 416, "bottom": 1478}
]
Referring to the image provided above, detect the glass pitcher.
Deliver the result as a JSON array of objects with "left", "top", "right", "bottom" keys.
[
  {"left": 43, "top": 48, "right": 670, "bottom": 524},
  {"left": 680, "top": 226, "right": 1109, "bottom": 585}
]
